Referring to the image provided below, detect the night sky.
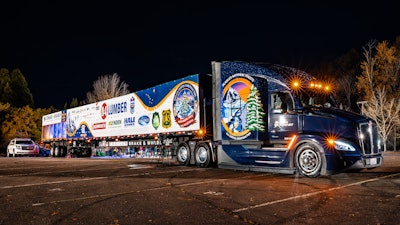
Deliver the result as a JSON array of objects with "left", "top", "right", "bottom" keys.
[{"left": 1, "top": 1, "right": 398, "bottom": 109}]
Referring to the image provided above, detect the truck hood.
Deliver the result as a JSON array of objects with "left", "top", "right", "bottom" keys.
[
  {"left": 307, "top": 106, "right": 369, "bottom": 123},
  {"left": 302, "top": 106, "right": 371, "bottom": 139}
]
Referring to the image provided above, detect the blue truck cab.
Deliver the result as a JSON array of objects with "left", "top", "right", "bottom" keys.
[{"left": 210, "top": 61, "right": 382, "bottom": 177}]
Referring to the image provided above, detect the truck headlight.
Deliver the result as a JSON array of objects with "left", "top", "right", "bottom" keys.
[{"left": 334, "top": 140, "right": 355, "bottom": 151}]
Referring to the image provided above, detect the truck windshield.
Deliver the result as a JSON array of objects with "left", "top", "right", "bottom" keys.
[{"left": 298, "top": 91, "right": 336, "bottom": 108}]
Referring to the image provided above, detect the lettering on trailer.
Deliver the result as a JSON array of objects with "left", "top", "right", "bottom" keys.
[
  {"left": 108, "top": 102, "right": 127, "bottom": 115},
  {"left": 128, "top": 140, "right": 162, "bottom": 146},
  {"left": 42, "top": 111, "right": 63, "bottom": 126},
  {"left": 43, "top": 112, "right": 61, "bottom": 121},
  {"left": 124, "top": 117, "right": 135, "bottom": 127},
  {"left": 129, "top": 140, "right": 143, "bottom": 146},
  {"left": 108, "top": 120, "right": 122, "bottom": 127},
  {"left": 109, "top": 141, "right": 128, "bottom": 147}
]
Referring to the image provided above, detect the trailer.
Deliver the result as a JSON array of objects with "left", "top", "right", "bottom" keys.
[{"left": 41, "top": 61, "right": 383, "bottom": 177}]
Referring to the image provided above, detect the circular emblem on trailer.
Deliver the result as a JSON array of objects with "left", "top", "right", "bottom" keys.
[{"left": 173, "top": 83, "right": 198, "bottom": 128}]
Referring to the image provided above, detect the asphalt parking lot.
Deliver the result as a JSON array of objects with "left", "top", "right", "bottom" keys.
[{"left": 0, "top": 152, "right": 399, "bottom": 225}]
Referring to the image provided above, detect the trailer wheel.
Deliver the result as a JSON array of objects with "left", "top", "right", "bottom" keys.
[
  {"left": 50, "top": 144, "right": 55, "bottom": 157},
  {"left": 195, "top": 143, "right": 211, "bottom": 168},
  {"left": 176, "top": 143, "right": 190, "bottom": 166},
  {"left": 61, "top": 146, "right": 67, "bottom": 157},
  {"left": 54, "top": 146, "right": 59, "bottom": 157},
  {"left": 295, "top": 143, "right": 323, "bottom": 177}
]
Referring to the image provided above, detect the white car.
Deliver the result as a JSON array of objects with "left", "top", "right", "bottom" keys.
[{"left": 7, "top": 138, "right": 39, "bottom": 157}]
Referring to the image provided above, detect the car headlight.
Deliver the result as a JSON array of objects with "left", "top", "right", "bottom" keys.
[{"left": 334, "top": 140, "right": 356, "bottom": 151}]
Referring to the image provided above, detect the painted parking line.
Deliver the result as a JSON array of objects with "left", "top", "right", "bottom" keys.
[
  {"left": 1, "top": 164, "right": 155, "bottom": 178},
  {"left": 31, "top": 178, "right": 233, "bottom": 207},
  {"left": 31, "top": 173, "right": 264, "bottom": 207},
  {"left": 1, "top": 168, "right": 200, "bottom": 190},
  {"left": 0, "top": 167, "right": 127, "bottom": 177},
  {"left": 232, "top": 173, "right": 400, "bottom": 213},
  {"left": 127, "top": 164, "right": 154, "bottom": 169}
]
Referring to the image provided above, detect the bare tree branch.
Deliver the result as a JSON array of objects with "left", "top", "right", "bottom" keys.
[
  {"left": 364, "top": 88, "right": 400, "bottom": 151},
  {"left": 85, "top": 73, "right": 130, "bottom": 103},
  {"left": 357, "top": 39, "right": 400, "bottom": 151}
]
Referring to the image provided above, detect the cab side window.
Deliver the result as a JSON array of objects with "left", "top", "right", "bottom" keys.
[{"left": 272, "top": 92, "right": 293, "bottom": 113}]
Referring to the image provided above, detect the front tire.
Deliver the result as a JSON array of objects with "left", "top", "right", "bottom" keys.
[
  {"left": 295, "top": 143, "right": 323, "bottom": 177},
  {"left": 194, "top": 143, "right": 211, "bottom": 168},
  {"left": 176, "top": 143, "right": 190, "bottom": 166}
]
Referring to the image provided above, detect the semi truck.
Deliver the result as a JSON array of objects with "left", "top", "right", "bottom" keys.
[{"left": 41, "top": 61, "right": 383, "bottom": 177}]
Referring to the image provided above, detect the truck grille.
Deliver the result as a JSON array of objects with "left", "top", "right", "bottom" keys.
[{"left": 358, "top": 121, "right": 380, "bottom": 155}]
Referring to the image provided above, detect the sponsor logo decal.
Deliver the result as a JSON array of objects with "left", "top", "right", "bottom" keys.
[
  {"left": 152, "top": 112, "right": 160, "bottom": 130},
  {"left": 130, "top": 96, "right": 135, "bottom": 114},
  {"left": 162, "top": 109, "right": 171, "bottom": 129},
  {"left": 101, "top": 103, "right": 107, "bottom": 120},
  {"left": 124, "top": 117, "right": 135, "bottom": 127},
  {"left": 138, "top": 115, "right": 150, "bottom": 126},
  {"left": 93, "top": 122, "right": 106, "bottom": 130}
]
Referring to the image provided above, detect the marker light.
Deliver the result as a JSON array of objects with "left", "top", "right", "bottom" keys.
[
  {"left": 287, "top": 135, "right": 297, "bottom": 149},
  {"left": 290, "top": 79, "right": 301, "bottom": 91},
  {"left": 196, "top": 128, "right": 206, "bottom": 138}
]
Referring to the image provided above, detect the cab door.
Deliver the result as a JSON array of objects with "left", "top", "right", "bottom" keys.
[{"left": 269, "top": 92, "right": 299, "bottom": 143}]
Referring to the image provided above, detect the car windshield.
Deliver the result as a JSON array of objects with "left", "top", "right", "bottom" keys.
[{"left": 16, "top": 140, "right": 34, "bottom": 145}]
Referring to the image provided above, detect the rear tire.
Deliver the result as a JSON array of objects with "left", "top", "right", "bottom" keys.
[
  {"left": 195, "top": 143, "right": 211, "bottom": 168},
  {"left": 55, "top": 146, "right": 60, "bottom": 157},
  {"left": 176, "top": 143, "right": 190, "bottom": 166},
  {"left": 50, "top": 145, "right": 55, "bottom": 157}
]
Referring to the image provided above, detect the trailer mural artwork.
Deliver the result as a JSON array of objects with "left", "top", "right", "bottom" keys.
[
  {"left": 221, "top": 73, "right": 267, "bottom": 140},
  {"left": 41, "top": 61, "right": 383, "bottom": 177}
]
